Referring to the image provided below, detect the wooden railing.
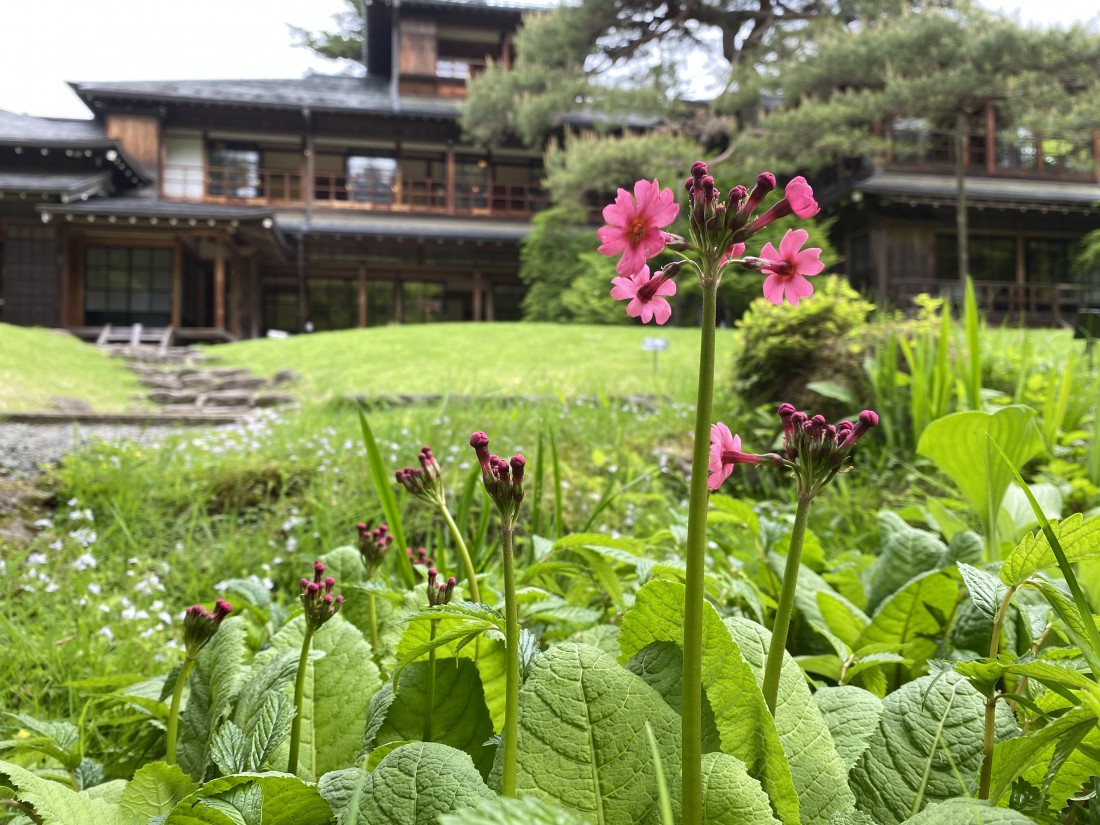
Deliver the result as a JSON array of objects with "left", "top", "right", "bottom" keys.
[
  {"left": 892, "top": 278, "right": 1100, "bottom": 324},
  {"left": 162, "top": 165, "right": 547, "bottom": 215}
]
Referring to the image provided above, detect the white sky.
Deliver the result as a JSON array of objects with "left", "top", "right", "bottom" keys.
[{"left": 0, "top": 0, "right": 1096, "bottom": 121}]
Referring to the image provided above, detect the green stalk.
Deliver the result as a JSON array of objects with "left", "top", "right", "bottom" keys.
[
  {"left": 979, "top": 585, "right": 1016, "bottom": 800},
  {"left": 762, "top": 495, "right": 813, "bottom": 715},
  {"left": 367, "top": 592, "right": 380, "bottom": 654},
  {"left": 681, "top": 279, "right": 719, "bottom": 825},
  {"left": 424, "top": 619, "right": 438, "bottom": 741},
  {"left": 287, "top": 625, "right": 316, "bottom": 775},
  {"left": 501, "top": 521, "right": 520, "bottom": 797},
  {"left": 165, "top": 655, "right": 195, "bottom": 766},
  {"left": 439, "top": 502, "right": 481, "bottom": 604}
]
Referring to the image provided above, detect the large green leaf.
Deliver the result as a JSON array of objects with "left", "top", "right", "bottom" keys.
[
  {"left": 120, "top": 761, "right": 200, "bottom": 819},
  {"left": 0, "top": 759, "right": 126, "bottom": 825},
  {"left": 255, "top": 615, "right": 381, "bottom": 779},
  {"left": 916, "top": 408, "right": 1045, "bottom": 553},
  {"left": 439, "top": 795, "right": 586, "bottom": 825},
  {"left": 848, "top": 671, "right": 1018, "bottom": 825},
  {"left": 1000, "top": 513, "right": 1100, "bottom": 587},
  {"left": 903, "top": 797, "right": 1038, "bottom": 824},
  {"left": 1020, "top": 721, "right": 1100, "bottom": 816},
  {"left": 178, "top": 618, "right": 251, "bottom": 782},
  {"left": 701, "top": 752, "right": 783, "bottom": 825},
  {"left": 512, "top": 642, "right": 681, "bottom": 825},
  {"left": 866, "top": 523, "right": 948, "bottom": 611},
  {"left": 374, "top": 658, "right": 496, "bottom": 776},
  {"left": 725, "top": 617, "right": 856, "bottom": 824},
  {"left": 990, "top": 703, "right": 1096, "bottom": 805},
  {"left": 318, "top": 742, "right": 494, "bottom": 825},
  {"left": 811, "top": 687, "right": 883, "bottom": 772},
  {"left": 619, "top": 579, "right": 800, "bottom": 825},
  {"left": 164, "top": 773, "right": 333, "bottom": 825}
]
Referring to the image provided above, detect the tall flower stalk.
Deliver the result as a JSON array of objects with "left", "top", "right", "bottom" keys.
[
  {"left": 357, "top": 522, "right": 392, "bottom": 655},
  {"left": 166, "top": 599, "right": 232, "bottom": 766},
  {"left": 469, "top": 431, "right": 524, "bottom": 796},
  {"left": 423, "top": 568, "right": 456, "bottom": 742}
]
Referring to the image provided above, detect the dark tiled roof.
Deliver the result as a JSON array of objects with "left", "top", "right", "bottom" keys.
[
  {"left": 0, "top": 108, "right": 106, "bottom": 144},
  {"left": 37, "top": 197, "right": 274, "bottom": 221},
  {"left": 856, "top": 172, "right": 1100, "bottom": 210},
  {"left": 71, "top": 74, "right": 461, "bottom": 119},
  {"left": 0, "top": 170, "right": 112, "bottom": 201},
  {"left": 276, "top": 209, "right": 531, "bottom": 242}
]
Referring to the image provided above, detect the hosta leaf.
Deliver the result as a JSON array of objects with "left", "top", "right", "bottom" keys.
[
  {"left": 866, "top": 524, "right": 947, "bottom": 611},
  {"left": 701, "top": 752, "right": 782, "bottom": 825},
  {"left": 619, "top": 579, "right": 800, "bottom": 825},
  {"left": 904, "top": 797, "right": 1038, "bottom": 824},
  {"left": 513, "top": 642, "right": 681, "bottom": 825},
  {"left": 812, "top": 686, "right": 883, "bottom": 771},
  {"left": 1001, "top": 514, "right": 1100, "bottom": 587},
  {"left": 374, "top": 658, "right": 495, "bottom": 777},
  {"left": 164, "top": 773, "right": 333, "bottom": 825},
  {"left": 848, "top": 671, "right": 1018, "bottom": 825},
  {"left": 957, "top": 562, "right": 1010, "bottom": 620},
  {"left": 120, "top": 761, "right": 199, "bottom": 819},
  {"left": 0, "top": 759, "right": 126, "bottom": 825},
  {"left": 725, "top": 617, "right": 856, "bottom": 824},
  {"left": 855, "top": 569, "right": 960, "bottom": 684},
  {"left": 178, "top": 618, "right": 251, "bottom": 782},
  {"left": 254, "top": 615, "right": 381, "bottom": 780},
  {"left": 318, "top": 742, "right": 493, "bottom": 825},
  {"left": 440, "top": 796, "right": 587, "bottom": 825}
]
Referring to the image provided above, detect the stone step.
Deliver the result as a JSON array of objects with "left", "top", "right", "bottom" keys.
[
  {"left": 199, "top": 390, "right": 254, "bottom": 408},
  {"left": 253, "top": 392, "right": 297, "bottom": 407},
  {"left": 147, "top": 389, "right": 200, "bottom": 405}
]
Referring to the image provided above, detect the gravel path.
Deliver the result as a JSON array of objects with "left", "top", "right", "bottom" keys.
[{"left": 0, "top": 421, "right": 222, "bottom": 478}]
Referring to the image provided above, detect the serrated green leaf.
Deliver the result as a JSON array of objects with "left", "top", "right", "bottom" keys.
[
  {"left": 725, "top": 617, "right": 856, "bottom": 824},
  {"left": 848, "top": 671, "right": 1018, "bottom": 824},
  {"left": 164, "top": 773, "right": 333, "bottom": 825},
  {"left": 701, "top": 752, "right": 783, "bottom": 825},
  {"left": 0, "top": 759, "right": 126, "bottom": 825},
  {"left": 511, "top": 643, "right": 681, "bottom": 825},
  {"left": 867, "top": 525, "right": 947, "bottom": 611},
  {"left": 618, "top": 579, "right": 800, "bottom": 825},
  {"left": 243, "top": 692, "right": 295, "bottom": 771},
  {"left": 254, "top": 616, "right": 381, "bottom": 780},
  {"left": 178, "top": 618, "right": 251, "bottom": 782},
  {"left": 957, "top": 563, "right": 1010, "bottom": 620},
  {"left": 767, "top": 552, "right": 849, "bottom": 659},
  {"left": 231, "top": 650, "right": 297, "bottom": 730},
  {"left": 210, "top": 721, "right": 248, "bottom": 776},
  {"left": 1001, "top": 514, "right": 1100, "bottom": 587},
  {"left": 1020, "top": 722, "right": 1100, "bottom": 816},
  {"left": 954, "top": 653, "right": 1095, "bottom": 695},
  {"left": 440, "top": 795, "right": 586, "bottom": 825},
  {"left": 812, "top": 686, "right": 883, "bottom": 771},
  {"left": 990, "top": 703, "right": 1096, "bottom": 805},
  {"left": 120, "top": 761, "right": 199, "bottom": 819},
  {"left": 904, "top": 797, "right": 1038, "bottom": 823}
]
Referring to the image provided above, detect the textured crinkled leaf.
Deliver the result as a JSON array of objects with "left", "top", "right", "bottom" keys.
[
  {"left": 943, "top": 531, "right": 983, "bottom": 567},
  {"left": 867, "top": 525, "right": 947, "bottom": 611},
  {"left": 725, "top": 617, "right": 856, "bottom": 824},
  {"left": 625, "top": 641, "right": 722, "bottom": 754},
  {"left": 244, "top": 691, "right": 295, "bottom": 771},
  {"left": 572, "top": 624, "right": 621, "bottom": 658},
  {"left": 848, "top": 671, "right": 1018, "bottom": 824},
  {"left": 904, "top": 797, "right": 1038, "bottom": 824},
  {"left": 767, "top": 552, "right": 850, "bottom": 658},
  {"left": 619, "top": 579, "right": 800, "bottom": 825},
  {"left": 255, "top": 615, "right": 381, "bottom": 779},
  {"left": 1001, "top": 513, "right": 1100, "bottom": 587},
  {"left": 164, "top": 773, "right": 333, "bottom": 825},
  {"left": 954, "top": 653, "right": 1095, "bottom": 695},
  {"left": 957, "top": 562, "right": 1010, "bottom": 620},
  {"left": 120, "top": 761, "right": 199, "bottom": 819},
  {"left": 990, "top": 703, "right": 1095, "bottom": 804},
  {"left": 322, "top": 742, "right": 493, "bottom": 825},
  {"left": 1020, "top": 722, "right": 1100, "bottom": 816},
  {"left": 514, "top": 642, "right": 681, "bottom": 825},
  {"left": 700, "top": 752, "right": 782, "bottom": 825},
  {"left": 178, "top": 618, "right": 251, "bottom": 782},
  {"left": 0, "top": 759, "right": 127, "bottom": 825},
  {"left": 374, "top": 658, "right": 495, "bottom": 776},
  {"left": 233, "top": 650, "right": 301, "bottom": 730},
  {"left": 812, "top": 687, "right": 883, "bottom": 771},
  {"left": 828, "top": 810, "right": 879, "bottom": 825},
  {"left": 855, "top": 569, "right": 960, "bottom": 683},
  {"left": 210, "top": 721, "right": 248, "bottom": 775},
  {"left": 440, "top": 795, "right": 586, "bottom": 825}
]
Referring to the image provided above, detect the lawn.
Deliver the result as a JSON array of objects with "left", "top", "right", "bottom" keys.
[{"left": 0, "top": 323, "right": 149, "bottom": 413}]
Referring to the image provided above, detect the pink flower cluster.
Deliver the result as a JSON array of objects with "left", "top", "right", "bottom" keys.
[{"left": 597, "top": 163, "right": 824, "bottom": 323}]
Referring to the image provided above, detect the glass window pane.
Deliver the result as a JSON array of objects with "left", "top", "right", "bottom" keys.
[
  {"left": 347, "top": 156, "right": 397, "bottom": 205},
  {"left": 368, "top": 280, "right": 395, "bottom": 327}
]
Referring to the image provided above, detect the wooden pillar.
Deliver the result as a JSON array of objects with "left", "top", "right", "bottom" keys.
[
  {"left": 228, "top": 244, "right": 241, "bottom": 338},
  {"left": 984, "top": 103, "right": 996, "bottom": 175},
  {"left": 1015, "top": 234, "right": 1026, "bottom": 318},
  {"left": 472, "top": 272, "right": 483, "bottom": 322},
  {"left": 358, "top": 263, "right": 368, "bottom": 327},
  {"left": 446, "top": 143, "right": 456, "bottom": 214},
  {"left": 171, "top": 240, "right": 183, "bottom": 329},
  {"left": 250, "top": 256, "right": 260, "bottom": 339},
  {"left": 394, "top": 276, "right": 404, "bottom": 323},
  {"left": 484, "top": 279, "right": 494, "bottom": 322},
  {"left": 214, "top": 237, "right": 226, "bottom": 331}
]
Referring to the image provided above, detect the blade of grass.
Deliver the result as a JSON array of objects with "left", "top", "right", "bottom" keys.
[
  {"left": 531, "top": 430, "right": 545, "bottom": 537},
  {"left": 964, "top": 276, "right": 982, "bottom": 410},
  {"left": 549, "top": 428, "right": 563, "bottom": 539},
  {"left": 645, "top": 722, "right": 675, "bottom": 825},
  {"left": 357, "top": 405, "right": 414, "bottom": 588}
]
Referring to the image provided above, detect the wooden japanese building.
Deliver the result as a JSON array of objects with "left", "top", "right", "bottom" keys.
[{"left": 0, "top": 0, "right": 549, "bottom": 340}]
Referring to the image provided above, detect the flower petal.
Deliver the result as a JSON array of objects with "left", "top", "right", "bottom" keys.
[
  {"left": 761, "top": 273, "right": 785, "bottom": 305},
  {"left": 651, "top": 298, "right": 672, "bottom": 325},
  {"left": 610, "top": 277, "right": 637, "bottom": 301},
  {"left": 778, "top": 228, "right": 809, "bottom": 259},
  {"left": 793, "top": 247, "right": 824, "bottom": 276}
]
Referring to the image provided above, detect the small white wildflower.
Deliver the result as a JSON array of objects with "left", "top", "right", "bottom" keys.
[
  {"left": 88, "top": 583, "right": 102, "bottom": 596},
  {"left": 98, "top": 626, "right": 114, "bottom": 641}
]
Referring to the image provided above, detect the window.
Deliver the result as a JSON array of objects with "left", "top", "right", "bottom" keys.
[
  {"left": 368, "top": 280, "right": 395, "bottom": 326},
  {"left": 455, "top": 155, "right": 489, "bottom": 210},
  {"left": 934, "top": 235, "right": 1015, "bottom": 282},
  {"left": 401, "top": 281, "right": 445, "bottom": 324},
  {"left": 208, "top": 144, "right": 260, "bottom": 198},
  {"left": 347, "top": 156, "right": 397, "bottom": 205},
  {"left": 308, "top": 279, "right": 358, "bottom": 331},
  {"left": 85, "top": 246, "right": 173, "bottom": 326},
  {"left": 398, "top": 155, "right": 446, "bottom": 208},
  {"left": 492, "top": 284, "right": 525, "bottom": 321}
]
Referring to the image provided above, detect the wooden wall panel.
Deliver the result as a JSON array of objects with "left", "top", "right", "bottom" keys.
[
  {"left": 106, "top": 114, "right": 161, "bottom": 176},
  {"left": 1, "top": 223, "right": 61, "bottom": 327},
  {"left": 398, "top": 19, "right": 437, "bottom": 77}
]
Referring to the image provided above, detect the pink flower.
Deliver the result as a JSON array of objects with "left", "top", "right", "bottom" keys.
[
  {"left": 708, "top": 423, "right": 740, "bottom": 490},
  {"left": 597, "top": 179, "right": 679, "bottom": 276},
  {"left": 784, "top": 176, "right": 819, "bottom": 219},
  {"left": 758, "top": 229, "right": 824, "bottom": 306},
  {"left": 610, "top": 265, "right": 677, "bottom": 325},
  {"left": 718, "top": 242, "right": 746, "bottom": 268}
]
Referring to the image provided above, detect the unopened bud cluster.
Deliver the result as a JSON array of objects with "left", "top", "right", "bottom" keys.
[
  {"left": 300, "top": 561, "right": 343, "bottom": 631},
  {"left": 426, "top": 568, "right": 457, "bottom": 607},
  {"left": 406, "top": 546, "right": 434, "bottom": 582},
  {"left": 395, "top": 445, "right": 444, "bottom": 503},
  {"left": 182, "top": 599, "right": 232, "bottom": 656},
  {"left": 778, "top": 404, "right": 879, "bottom": 499},
  {"left": 470, "top": 432, "right": 525, "bottom": 524},
  {"left": 357, "top": 522, "right": 393, "bottom": 578}
]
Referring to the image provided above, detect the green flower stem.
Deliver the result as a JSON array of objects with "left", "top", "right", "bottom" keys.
[
  {"left": 501, "top": 520, "right": 520, "bottom": 797},
  {"left": 439, "top": 502, "right": 481, "bottom": 604},
  {"left": 762, "top": 494, "right": 813, "bottom": 715},
  {"left": 288, "top": 624, "right": 316, "bottom": 775},
  {"left": 979, "top": 584, "right": 1017, "bottom": 800},
  {"left": 165, "top": 654, "right": 196, "bottom": 766},
  {"left": 424, "top": 619, "right": 439, "bottom": 741},
  {"left": 682, "top": 278, "right": 719, "bottom": 825},
  {"left": 367, "top": 592, "right": 380, "bottom": 655}
]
